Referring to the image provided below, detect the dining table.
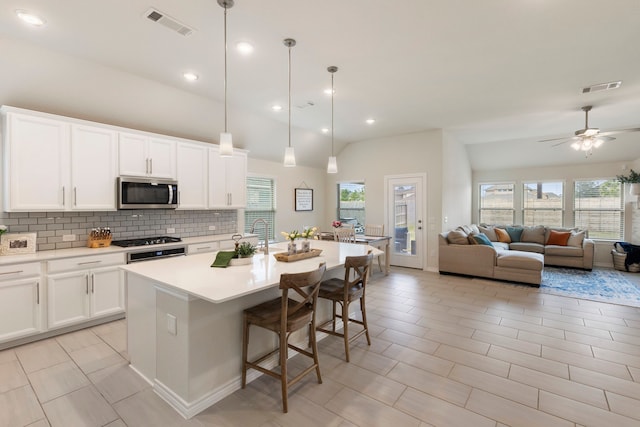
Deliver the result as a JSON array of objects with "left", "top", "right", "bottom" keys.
[{"left": 319, "top": 231, "right": 391, "bottom": 275}]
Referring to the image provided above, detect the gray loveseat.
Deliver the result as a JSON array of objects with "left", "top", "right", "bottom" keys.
[{"left": 438, "top": 224, "right": 595, "bottom": 286}]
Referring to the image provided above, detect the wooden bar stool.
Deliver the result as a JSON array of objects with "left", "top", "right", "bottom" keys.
[
  {"left": 316, "top": 252, "right": 373, "bottom": 362},
  {"left": 241, "top": 262, "right": 326, "bottom": 413}
]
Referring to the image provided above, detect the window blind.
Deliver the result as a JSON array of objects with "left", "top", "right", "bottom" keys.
[{"left": 244, "top": 176, "right": 275, "bottom": 241}]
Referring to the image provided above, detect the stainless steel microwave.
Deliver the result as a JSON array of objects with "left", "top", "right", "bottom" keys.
[{"left": 118, "top": 177, "right": 178, "bottom": 209}]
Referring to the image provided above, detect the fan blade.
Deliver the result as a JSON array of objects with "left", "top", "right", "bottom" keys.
[
  {"left": 598, "top": 128, "right": 640, "bottom": 137},
  {"left": 597, "top": 136, "right": 616, "bottom": 142},
  {"left": 539, "top": 136, "right": 575, "bottom": 143},
  {"left": 551, "top": 139, "right": 575, "bottom": 147}
]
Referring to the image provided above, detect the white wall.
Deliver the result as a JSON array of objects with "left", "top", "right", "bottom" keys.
[
  {"left": 473, "top": 160, "right": 639, "bottom": 267},
  {"left": 330, "top": 130, "right": 444, "bottom": 271},
  {"left": 442, "top": 131, "right": 472, "bottom": 231},
  {"left": 247, "top": 158, "right": 326, "bottom": 241}
]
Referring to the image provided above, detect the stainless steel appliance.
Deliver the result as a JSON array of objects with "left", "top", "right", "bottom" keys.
[
  {"left": 118, "top": 177, "right": 178, "bottom": 209},
  {"left": 112, "top": 236, "right": 186, "bottom": 263}
]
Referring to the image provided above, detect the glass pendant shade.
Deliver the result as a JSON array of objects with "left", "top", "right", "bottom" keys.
[
  {"left": 327, "top": 156, "right": 338, "bottom": 174},
  {"left": 284, "top": 147, "right": 296, "bottom": 167},
  {"left": 219, "top": 132, "right": 233, "bottom": 157}
]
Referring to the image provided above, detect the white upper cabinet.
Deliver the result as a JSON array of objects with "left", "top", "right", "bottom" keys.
[
  {"left": 71, "top": 125, "right": 118, "bottom": 210},
  {"left": 3, "top": 112, "right": 70, "bottom": 211},
  {"left": 2, "top": 110, "right": 119, "bottom": 212},
  {"left": 177, "top": 142, "right": 208, "bottom": 209},
  {"left": 119, "top": 132, "right": 176, "bottom": 179},
  {"left": 208, "top": 147, "right": 247, "bottom": 209}
]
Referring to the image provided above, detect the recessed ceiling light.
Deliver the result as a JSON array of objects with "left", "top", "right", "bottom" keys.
[
  {"left": 366, "top": 118, "right": 376, "bottom": 124},
  {"left": 236, "top": 41, "right": 254, "bottom": 55},
  {"left": 321, "top": 128, "right": 329, "bottom": 133},
  {"left": 16, "top": 10, "right": 46, "bottom": 26},
  {"left": 272, "top": 105, "right": 283, "bottom": 111},
  {"left": 183, "top": 72, "right": 199, "bottom": 81},
  {"left": 324, "top": 88, "right": 335, "bottom": 95}
]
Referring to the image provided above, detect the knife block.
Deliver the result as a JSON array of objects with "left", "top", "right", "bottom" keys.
[{"left": 87, "top": 236, "right": 112, "bottom": 248}]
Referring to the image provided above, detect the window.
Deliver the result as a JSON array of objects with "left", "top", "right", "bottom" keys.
[
  {"left": 244, "top": 176, "right": 275, "bottom": 242},
  {"left": 337, "top": 182, "right": 365, "bottom": 231},
  {"left": 479, "top": 183, "right": 514, "bottom": 224},
  {"left": 522, "top": 181, "right": 563, "bottom": 227},
  {"left": 574, "top": 179, "right": 623, "bottom": 240}
]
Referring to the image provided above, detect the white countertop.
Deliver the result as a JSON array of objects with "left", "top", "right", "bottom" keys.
[
  {"left": 121, "top": 240, "right": 381, "bottom": 304},
  {"left": 0, "top": 233, "right": 256, "bottom": 266}
]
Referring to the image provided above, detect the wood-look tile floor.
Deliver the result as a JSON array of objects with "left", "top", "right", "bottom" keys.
[{"left": 2, "top": 267, "right": 640, "bottom": 426}]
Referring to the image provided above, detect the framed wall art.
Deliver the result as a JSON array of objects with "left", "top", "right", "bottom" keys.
[
  {"left": 1, "top": 232, "right": 37, "bottom": 255},
  {"left": 294, "top": 188, "right": 313, "bottom": 211}
]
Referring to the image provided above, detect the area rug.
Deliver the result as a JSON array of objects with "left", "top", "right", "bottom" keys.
[{"left": 541, "top": 267, "right": 640, "bottom": 307}]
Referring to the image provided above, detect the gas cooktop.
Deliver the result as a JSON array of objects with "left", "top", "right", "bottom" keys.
[{"left": 111, "top": 236, "right": 182, "bottom": 247}]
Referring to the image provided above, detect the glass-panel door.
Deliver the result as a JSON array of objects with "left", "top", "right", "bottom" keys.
[{"left": 386, "top": 175, "right": 424, "bottom": 269}]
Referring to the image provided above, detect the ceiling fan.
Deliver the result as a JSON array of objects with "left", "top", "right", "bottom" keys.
[{"left": 540, "top": 105, "right": 640, "bottom": 155}]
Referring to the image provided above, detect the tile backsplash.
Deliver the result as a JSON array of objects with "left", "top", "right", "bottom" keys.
[{"left": 0, "top": 209, "right": 238, "bottom": 251}]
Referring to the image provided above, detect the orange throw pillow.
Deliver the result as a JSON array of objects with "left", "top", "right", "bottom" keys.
[
  {"left": 494, "top": 227, "right": 511, "bottom": 243},
  {"left": 547, "top": 230, "right": 571, "bottom": 246}
]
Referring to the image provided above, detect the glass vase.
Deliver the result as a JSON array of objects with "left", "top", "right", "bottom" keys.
[
  {"left": 301, "top": 239, "right": 310, "bottom": 253},
  {"left": 287, "top": 241, "right": 297, "bottom": 255}
]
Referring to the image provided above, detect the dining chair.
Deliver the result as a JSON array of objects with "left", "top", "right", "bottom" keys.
[
  {"left": 333, "top": 227, "right": 356, "bottom": 243},
  {"left": 316, "top": 252, "right": 373, "bottom": 362},
  {"left": 364, "top": 224, "right": 385, "bottom": 272},
  {"left": 241, "top": 262, "right": 327, "bottom": 413}
]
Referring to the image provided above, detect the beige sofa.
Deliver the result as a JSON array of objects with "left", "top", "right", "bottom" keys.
[{"left": 438, "top": 224, "right": 595, "bottom": 286}]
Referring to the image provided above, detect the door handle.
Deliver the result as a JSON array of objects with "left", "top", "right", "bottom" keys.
[
  {"left": 62, "top": 186, "right": 65, "bottom": 206},
  {"left": 146, "top": 158, "right": 149, "bottom": 174},
  {"left": 91, "top": 273, "right": 95, "bottom": 293},
  {"left": 74, "top": 187, "right": 77, "bottom": 206},
  {"left": 86, "top": 274, "right": 89, "bottom": 294},
  {"left": 36, "top": 282, "right": 39, "bottom": 304},
  {"left": 150, "top": 158, "right": 153, "bottom": 175}
]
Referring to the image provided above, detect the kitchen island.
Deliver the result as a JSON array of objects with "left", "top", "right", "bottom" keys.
[{"left": 122, "top": 239, "right": 381, "bottom": 418}]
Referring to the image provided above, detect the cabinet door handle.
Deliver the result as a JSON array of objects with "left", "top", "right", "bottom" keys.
[
  {"left": 0, "top": 270, "right": 23, "bottom": 275},
  {"left": 78, "top": 260, "right": 102, "bottom": 265},
  {"left": 36, "top": 282, "right": 40, "bottom": 304},
  {"left": 91, "top": 273, "right": 95, "bottom": 293},
  {"left": 86, "top": 275, "right": 89, "bottom": 294},
  {"left": 74, "top": 187, "right": 77, "bottom": 207},
  {"left": 146, "top": 158, "right": 149, "bottom": 174},
  {"left": 150, "top": 158, "right": 153, "bottom": 175},
  {"left": 62, "top": 186, "right": 65, "bottom": 206}
]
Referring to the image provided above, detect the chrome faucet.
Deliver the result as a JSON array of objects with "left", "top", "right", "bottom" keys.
[{"left": 249, "top": 218, "right": 269, "bottom": 254}]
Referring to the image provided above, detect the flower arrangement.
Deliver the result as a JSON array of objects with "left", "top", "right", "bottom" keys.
[
  {"left": 332, "top": 220, "right": 342, "bottom": 228},
  {"left": 300, "top": 226, "right": 317, "bottom": 239},
  {"left": 280, "top": 230, "right": 301, "bottom": 241},
  {"left": 0, "top": 225, "right": 7, "bottom": 236}
]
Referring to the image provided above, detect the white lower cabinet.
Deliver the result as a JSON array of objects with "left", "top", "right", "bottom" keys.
[
  {"left": 0, "top": 263, "right": 42, "bottom": 343},
  {"left": 47, "top": 253, "right": 125, "bottom": 330}
]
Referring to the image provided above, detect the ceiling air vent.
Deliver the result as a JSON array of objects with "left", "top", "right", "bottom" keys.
[
  {"left": 582, "top": 80, "right": 622, "bottom": 94},
  {"left": 144, "top": 8, "right": 194, "bottom": 37}
]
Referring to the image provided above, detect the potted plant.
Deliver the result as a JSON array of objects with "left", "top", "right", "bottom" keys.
[
  {"left": 616, "top": 169, "right": 640, "bottom": 195},
  {"left": 230, "top": 241, "right": 257, "bottom": 266}
]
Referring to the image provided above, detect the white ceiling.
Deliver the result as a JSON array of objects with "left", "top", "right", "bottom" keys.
[{"left": 2, "top": 0, "right": 640, "bottom": 170}]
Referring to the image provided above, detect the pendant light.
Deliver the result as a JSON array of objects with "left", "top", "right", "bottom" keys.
[
  {"left": 218, "top": 0, "right": 234, "bottom": 157},
  {"left": 327, "top": 66, "right": 338, "bottom": 174},
  {"left": 283, "top": 38, "right": 296, "bottom": 167}
]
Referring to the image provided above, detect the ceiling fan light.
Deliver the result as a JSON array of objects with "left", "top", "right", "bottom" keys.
[
  {"left": 582, "top": 139, "right": 593, "bottom": 149},
  {"left": 594, "top": 138, "right": 604, "bottom": 148},
  {"left": 571, "top": 142, "right": 581, "bottom": 150}
]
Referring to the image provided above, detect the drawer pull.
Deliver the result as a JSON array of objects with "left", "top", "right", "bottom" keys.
[
  {"left": 197, "top": 246, "right": 212, "bottom": 251},
  {"left": 86, "top": 275, "right": 89, "bottom": 294},
  {"left": 78, "top": 260, "right": 102, "bottom": 266},
  {"left": 0, "top": 270, "right": 24, "bottom": 275},
  {"left": 36, "top": 282, "right": 39, "bottom": 304}
]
